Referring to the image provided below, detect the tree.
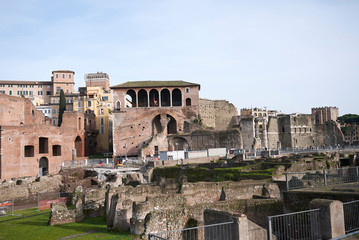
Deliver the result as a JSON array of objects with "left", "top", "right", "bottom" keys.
[
  {"left": 337, "top": 114, "right": 359, "bottom": 124},
  {"left": 58, "top": 89, "right": 66, "bottom": 127}
]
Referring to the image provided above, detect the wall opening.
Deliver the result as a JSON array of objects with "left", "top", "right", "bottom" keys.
[
  {"left": 183, "top": 218, "right": 198, "bottom": 240},
  {"left": 52, "top": 145, "right": 61, "bottom": 156},
  {"left": 39, "top": 157, "right": 48, "bottom": 176},
  {"left": 24, "top": 145, "right": 34, "bottom": 157},
  {"left": 138, "top": 89, "right": 148, "bottom": 107},
  {"left": 171, "top": 137, "right": 189, "bottom": 150},
  {"left": 172, "top": 88, "right": 182, "bottom": 106},
  {"left": 116, "top": 100, "right": 121, "bottom": 110},
  {"left": 186, "top": 98, "right": 191, "bottom": 106},
  {"left": 75, "top": 136, "right": 83, "bottom": 157},
  {"left": 152, "top": 115, "right": 163, "bottom": 135},
  {"left": 126, "top": 89, "right": 136, "bottom": 108},
  {"left": 160, "top": 89, "right": 170, "bottom": 107},
  {"left": 149, "top": 89, "right": 159, "bottom": 107},
  {"left": 39, "top": 137, "right": 48, "bottom": 154},
  {"left": 167, "top": 114, "right": 177, "bottom": 134}
]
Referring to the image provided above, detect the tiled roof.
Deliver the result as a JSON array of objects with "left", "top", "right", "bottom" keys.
[{"left": 111, "top": 80, "right": 200, "bottom": 89}]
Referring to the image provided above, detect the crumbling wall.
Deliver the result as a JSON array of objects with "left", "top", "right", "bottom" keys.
[
  {"left": 106, "top": 179, "right": 280, "bottom": 233},
  {"left": 199, "top": 99, "right": 238, "bottom": 131}
]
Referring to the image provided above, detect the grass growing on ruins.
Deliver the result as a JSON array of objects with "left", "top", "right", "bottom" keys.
[
  {"left": 152, "top": 165, "right": 274, "bottom": 182},
  {"left": 0, "top": 213, "right": 136, "bottom": 240}
]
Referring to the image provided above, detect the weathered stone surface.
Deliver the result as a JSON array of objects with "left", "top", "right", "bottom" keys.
[
  {"left": 83, "top": 188, "right": 107, "bottom": 217},
  {"left": 48, "top": 202, "right": 75, "bottom": 226}
]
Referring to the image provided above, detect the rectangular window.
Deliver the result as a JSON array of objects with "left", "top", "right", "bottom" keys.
[
  {"left": 30, "top": 85, "right": 34, "bottom": 88},
  {"left": 17, "top": 91, "right": 22, "bottom": 95},
  {"left": 38, "top": 85, "right": 42, "bottom": 88},
  {"left": 62, "top": 74, "right": 65, "bottom": 78},
  {"left": 88, "top": 101, "right": 91, "bottom": 107},
  {"left": 8, "top": 84, "right": 13, "bottom": 87},
  {"left": 56, "top": 87, "right": 61, "bottom": 93},
  {"left": 24, "top": 85, "right": 27, "bottom": 88},
  {"left": 53, "top": 119, "right": 56, "bottom": 125},
  {"left": 18, "top": 84, "right": 22, "bottom": 87},
  {"left": 29, "top": 91, "right": 33, "bottom": 96},
  {"left": 9, "top": 90, "right": 12, "bottom": 95},
  {"left": 78, "top": 101, "right": 81, "bottom": 107},
  {"left": 25, "top": 145, "right": 35, "bottom": 157},
  {"left": 52, "top": 109, "right": 56, "bottom": 113},
  {"left": 69, "top": 74, "right": 71, "bottom": 78},
  {"left": 46, "top": 91, "right": 51, "bottom": 95},
  {"left": 0, "top": 84, "right": 5, "bottom": 87},
  {"left": 52, "top": 145, "right": 61, "bottom": 156},
  {"left": 56, "top": 74, "right": 58, "bottom": 78},
  {"left": 185, "top": 88, "right": 189, "bottom": 93},
  {"left": 100, "top": 126, "right": 104, "bottom": 134},
  {"left": 24, "top": 91, "right": 28, "bottom": 95},
  {"left": 0, "top": 91, "right": 5, "bottom": 94},
  {"left": 38, "top": 91, "right": 43, "bottom": 95},
  {"left": 102, "top": 96, "right": 109, "bottom": 101},
  {"left": 39, "top": 137, "right": 48, "bottom": 154},
  {"left": 100, "top": 117, "right": 104, "bottom": 125}
]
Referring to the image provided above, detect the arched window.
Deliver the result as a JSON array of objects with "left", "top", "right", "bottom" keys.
[
  {"left": 161, "top": 89, "right": 170, "bottom": 107},
  {"left": 186, "top": 98, "right": 191, "bottom": 106},
  {"left": 149, "top": 89, "right": 159, "bottom": 107},
  {"left": 138, "top": 89, "right": 148, "bottom": 107},
  {"left": 167, "top": 114, "right": 177, "bottom": 134},
  {"left": 172, "top": 88, "right": 182, "bottom": 106},
  {"left": 115, "top": 101, "right": 121, "bottom": 110},
  {"left": 126, "top": 90, "right": 136, "bottom": 108}
]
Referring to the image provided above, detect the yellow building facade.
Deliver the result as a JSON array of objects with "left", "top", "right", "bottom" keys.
[{"left": 73, "top": 86, "right": 113, "bottom": 153}]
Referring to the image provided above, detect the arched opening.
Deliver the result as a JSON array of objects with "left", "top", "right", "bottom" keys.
[
  {"left": 160, "top": 89, "right": 170, "bottom": 107},
  {"left": 182, "top": 218, "right": 198, "bottom": 240},
  {"left": 138, "top": 89, "right": 148, "bottom": 107},
  {"left": 75, "top": 136, "right": 83, "bottom": 157},
  {"left": 170, "top": 137, "right": 189, "bottom": 150},
  {"left": 172, "top": 88, "right": 182, "bottom": 106},
  {"left": 39, "top": 157, "right": 48, "bottom": 176},
  {"left": 152, "top": 115, "right": 163, "bottom": 135},
  {"left": 149, "top": 89, "right": 159, "bottom": 107},
  {"left": 115, "top": 100, "right": 121, "bottom": 110},
  {"left": 186, "top": 98, "right": 191, "bottom": 106},
  {"left": 167, "top": 114, "right": 177, "bottom": 134},
  {"left": 126, "top": 90, "right": 136, "bottom": 108}
]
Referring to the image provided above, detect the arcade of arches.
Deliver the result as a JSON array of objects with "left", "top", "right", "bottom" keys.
[{"left": 125, "top": 88, "right": 192, "bottom": 108}]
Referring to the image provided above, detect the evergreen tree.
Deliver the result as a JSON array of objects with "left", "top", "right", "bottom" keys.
[{"left": 58, "top": 89, "right": 66, "bottom": 126}]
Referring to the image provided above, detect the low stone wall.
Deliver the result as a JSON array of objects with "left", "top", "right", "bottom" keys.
[
  {"left": 152, "top": 156, "right": 220, "bottom": 168},
  {"left": 283, "top": 186, "right": 359, "bottom": 212}
]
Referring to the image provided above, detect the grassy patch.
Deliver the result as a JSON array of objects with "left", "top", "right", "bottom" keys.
[{"left": 0, "top": 213, "right": 136, "bottom": 240}]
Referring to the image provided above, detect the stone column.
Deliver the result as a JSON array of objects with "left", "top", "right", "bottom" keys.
[
  {"left": 159, "top": 91, "right": 161, "bottom": 107},
  {"left": 136, "top": 91, "right": 138, "bottom": 108},
  {"left": 147, "top": 91, "right": 150, "bottom": 107},
  {"left": 254, "top": 118, "right": 259, "bottom": 138},
  {"left": 170, "top": 91, "right": 172, "bottom": 107},
  {"left": 309, "top": 199, "right": 345, "bottom": 239},
  {"left": 234, "top": 214, "right": 249, "bottom": 240},
  {"left": 262, "top": 119, "right": 268, "bottom": 149}
]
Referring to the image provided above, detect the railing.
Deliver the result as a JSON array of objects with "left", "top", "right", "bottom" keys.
[
  {"left": 148, "top": 221, "right": 234, "bottom": 240},
  {"left": 0, "top": 192, "right": 69, "bottom": 219},
  {"left": 267, "top": 209, "right": 321, "bottom": 240},
  {"left": 285, "top": 166, "right": 359, "bottom": 190},
  {"left": 343, "top": 200, "right": 359, "bottom": 234}
]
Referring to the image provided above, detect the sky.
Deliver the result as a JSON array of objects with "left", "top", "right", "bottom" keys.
[{"left": 0, "top": 0, "right": 358, "bottom": 115}]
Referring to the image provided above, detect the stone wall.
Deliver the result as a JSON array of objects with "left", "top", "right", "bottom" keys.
[
  {"left": 105, "top": 179, "right": 281, "bottom": 234},
  {"left": 199, "top": 98, "right": 238, "bottom": 131}
]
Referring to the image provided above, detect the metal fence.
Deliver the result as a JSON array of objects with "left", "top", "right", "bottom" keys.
[
  {"left": 343, "top": 200, "right": 359, "bottom": 234},
  {"left": 267, "top": 209, "right": 321, "bottom": 240},
  {"left": 148, "top": 221, "right": 234, "bottom": 240},
  {"left": 285, "top": 166, "right": 359, "bottom": 190},
  {"left": 0, "top": 192, "right": 69, "bottom": 219}
]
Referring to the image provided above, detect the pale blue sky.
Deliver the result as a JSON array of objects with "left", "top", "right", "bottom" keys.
[{"left": 0, "top": 0, "right": 358, "bottom": 114}]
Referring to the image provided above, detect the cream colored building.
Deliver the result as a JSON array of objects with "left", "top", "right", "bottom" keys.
[{"left": 74, "top": 86, "right": 113, "bottom": 153}]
